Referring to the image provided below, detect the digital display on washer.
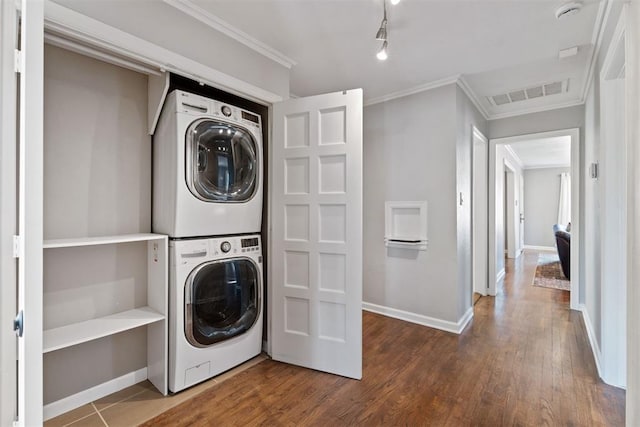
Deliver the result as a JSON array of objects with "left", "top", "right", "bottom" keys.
[
  {"left": 241, "top": 238, "right": 259, "bottom": 248},
  {"left": 241, "top": 111, "right": 259, "bottom": 124}
]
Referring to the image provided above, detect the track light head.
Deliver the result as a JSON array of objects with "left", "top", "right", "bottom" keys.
[
  {"left": 375, "top": 21, "right": 387, "bottom": 41},
  {"left": 376, "top": 41, "right": 388, "bottom": 60}
]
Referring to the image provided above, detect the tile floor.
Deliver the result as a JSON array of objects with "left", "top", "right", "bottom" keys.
[{"left": 45, "top": 354, "right": 267, "bottom": 427}]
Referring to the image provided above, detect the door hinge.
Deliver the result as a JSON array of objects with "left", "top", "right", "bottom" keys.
[
  {"left": 14, "top": 49, "right": 23, "bottom": 74},
  {"left": 13, "top": 311, "right": 24, "bottom": 338},
  {"left": 12, "top": 235, "right": 23, "bottom": 258}
]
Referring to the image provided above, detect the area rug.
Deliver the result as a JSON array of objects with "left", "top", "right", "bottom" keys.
[{"left": 532, "top": 253, "right": 571, "bottom": 291}]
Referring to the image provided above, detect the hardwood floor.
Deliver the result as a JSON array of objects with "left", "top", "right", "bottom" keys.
[{"left": 144, "top": 251, "right": 625, "bottom": 426}]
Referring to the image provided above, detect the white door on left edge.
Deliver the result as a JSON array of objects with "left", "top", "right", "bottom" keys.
[
  {"left": 270, "top": 89, "right": 363, "bottom": 379},
  {"left": 15, "top": 0, "right": 45, "bottom": 425}
]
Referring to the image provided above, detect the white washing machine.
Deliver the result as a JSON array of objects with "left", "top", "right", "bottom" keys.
[
  {"left": 153, "top": 90, "right": 263, "bottom": 238},
  {"left": 169, "top": 234, "right": 263, "bottom": 393}
]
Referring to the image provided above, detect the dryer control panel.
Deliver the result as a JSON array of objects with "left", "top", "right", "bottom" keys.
[{"left": 171, "top": 90, "right": 261, "bottom": 130}]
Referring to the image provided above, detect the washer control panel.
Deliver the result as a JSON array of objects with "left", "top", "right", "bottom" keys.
[
  {"left": 240, "top": 237, "right": 260, "bottom": 254},
  {"left": 172, "top": 234, "right": 262, "bottom": 264}
]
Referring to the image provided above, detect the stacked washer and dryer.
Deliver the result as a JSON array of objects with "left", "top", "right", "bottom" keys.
[{"left": 153, "top": 90, "right": 264, "bottom": 393}]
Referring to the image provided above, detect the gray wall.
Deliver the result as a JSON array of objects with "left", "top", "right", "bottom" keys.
[
  {"left": 489, "top": 105, "right": 585, "bottom": 140},
  {"left": 51, "top": 0, "right": 291, "bottom": 99},
  {"left": 43, "top": 45, "right": 150, "bottom": 404},
  {"left": 582, "top": 1, "right": 624, "bottom": 355},
  {"left": 523, "top": 167, "right": 571, "bottom": 247},
  {"left": 363, "top": 84, "right": 487, "bottom": 325},
  {"left": 44, "top": 45, "right": 151, "bottom": 239},
  {"left": 363, "top": 85, "right": 458, "bottom": 322},
  {"left": 494, "top": 146, "right": 523, "bottom": 276},
  {"left": 455, "top": 87, "right": 488, "bottom": 317}
]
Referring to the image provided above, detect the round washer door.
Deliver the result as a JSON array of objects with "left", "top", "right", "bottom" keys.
[
  {"left": 185, "top": 258, "right": 260, "bottom": 347},
  {"left": 185, "top": 119, "right": 258, "bottom": 202}
]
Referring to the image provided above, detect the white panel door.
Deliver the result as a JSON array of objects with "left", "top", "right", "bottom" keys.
[
  {"left": 271, "top": 89, "right": 362, "bottom": 379},
  {"left": 16, "top": 0, "right": 45, "bottom": 425}
]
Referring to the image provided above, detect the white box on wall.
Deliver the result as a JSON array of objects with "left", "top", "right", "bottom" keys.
[{"left": 384, "top": 201, "right": 428, "bottom": 250}]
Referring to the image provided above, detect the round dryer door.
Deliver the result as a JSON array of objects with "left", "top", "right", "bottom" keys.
[
  {"left": 185, "top": 258, "right": 260, "bottom": 347},
  {"left": 185, "top": 119, "right": 258, "bottom": 202}
]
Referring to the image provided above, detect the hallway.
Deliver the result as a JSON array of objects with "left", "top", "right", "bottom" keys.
[{"left": 143, "top": 251, "right": 625, "bottom": 426}]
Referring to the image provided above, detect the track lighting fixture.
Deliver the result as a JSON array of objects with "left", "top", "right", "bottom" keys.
[
  {"left": 375, "top": 0, "right": 387, "bottom": 41},
  {"left": 375, "top": 0, "right": 399, "bottom": 60},
  {"left": 376, "top": 41, "right": 388, "bottom": 61}
]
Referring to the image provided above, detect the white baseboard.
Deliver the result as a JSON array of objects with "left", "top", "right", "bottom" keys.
[
  {"left": 44, "top": 367, "right": 148, "bottom": 421},
  {"left": 524, "top": 245, "right": 556, "bottom": 252},
  {"left": 496, "top": 268, "right": 506, "bottom": 285},
  {"left": 363, "top": 302, "right": 474, "bottom": 334},
  {"left": 579, "top": 305, "right": 627, "bottom": 389},
  {"left": 579, "top": 305, "right": 602, "bottom": 381}
]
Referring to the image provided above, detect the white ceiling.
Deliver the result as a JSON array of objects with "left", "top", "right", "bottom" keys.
[
  {"left": 178, "top": 0, "right": 604, "bottom": 119},
  {"left": 506, "top": 135, "right": 571, "bottom": 169}
]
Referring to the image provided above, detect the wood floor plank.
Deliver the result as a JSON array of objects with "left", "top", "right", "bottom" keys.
[{"left": 142, "top": 251, "right": 625, "bottom": 426}]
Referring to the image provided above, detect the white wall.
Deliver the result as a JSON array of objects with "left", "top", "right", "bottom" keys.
[
  {"left": 50, "top": 0, "right": 291, "bottom": 99},
  {"left": 626, "top": 3, "right": 640, "bottom": 422},
  {"left": 523, "top": 167, "right": 571, "bottom": 248},
  {"left": 584, "top": 79, "right": 603, "bottom": 350},
  {"left": 43, "top": 45, "right": 150, "bottom": 404}
]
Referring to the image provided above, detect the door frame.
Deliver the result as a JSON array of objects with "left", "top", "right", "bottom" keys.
[
  {"left": 0, "top": 1, "right": 18, "bottom": 425},
  {"left": 598, "top": 8, "right": 627, "bottom": 388},
  {"left": 488, "top": 128, "right": 580, "bottom": 308},
  {"left": 503, "top": 160, "right": 518, "bottom": 259},
  {"left": 471, "top": 126, "right": 489, "bottom": 297}
]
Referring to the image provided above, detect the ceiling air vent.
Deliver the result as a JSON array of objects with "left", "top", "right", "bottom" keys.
[{"left": 486, "top": 79, "right": 570, "bottom": 107}]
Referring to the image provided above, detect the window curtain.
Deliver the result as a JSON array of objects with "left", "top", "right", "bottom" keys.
[{"left": 558, "top": 172, "right": 571, "bottom": 225}]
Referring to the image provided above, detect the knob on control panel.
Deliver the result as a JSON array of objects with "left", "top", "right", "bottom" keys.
[
  {"left": 221, "top": 105, "right": 232, "bottom": 117},
  {"left": 220, "top": 241, "right": 231, "bottom": 253}
]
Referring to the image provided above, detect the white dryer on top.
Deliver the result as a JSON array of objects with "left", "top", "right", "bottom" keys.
[{"left": 153, "top": 90, "right": 263, "bottom": 238}]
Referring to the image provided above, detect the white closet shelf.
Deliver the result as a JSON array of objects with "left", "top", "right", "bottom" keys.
[
  {"left": 43, "top": 307, "right": 164, "bottom": 353},
  {"left": 43, "top": 233, "right": 166, "bottom": 249}
]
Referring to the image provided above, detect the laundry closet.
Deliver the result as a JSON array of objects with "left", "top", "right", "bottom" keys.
[
  {"left": 5, "top": 1, "right": 364, "bottom": 425},
  {"left": 42, "top": 43, "right": 167, "bottom": 415}
]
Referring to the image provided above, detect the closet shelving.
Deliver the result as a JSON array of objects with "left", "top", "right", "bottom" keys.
[{"left": 43, "top": 232, "right": 169, "bottom": 415}]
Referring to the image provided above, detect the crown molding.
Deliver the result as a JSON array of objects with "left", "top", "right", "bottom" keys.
[
  {"left": 488, "top": 98, "right": 585, "bottom": 120},
  {"left": 163, "top": 0, "right": 297, "bottom": 69},
  {"left": 503, "top": 144, "right": 524, "bottom": 169},
  {"left": 363, "top": 74, "right": 460, "bottom": 106},
  {"left": 456, "top": 75, "right": 490, "bottom": 120},
  {"left": 522, "top": 163, "right": 571, "bottom": 170},
  {"left": 581, "top": 0, "right": 611, "bottom": 101},
  {"left": 362, "top": 73, "right": 584, "bottom": 121}
]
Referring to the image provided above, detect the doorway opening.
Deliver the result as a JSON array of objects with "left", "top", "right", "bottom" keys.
[{"left": 488, "top": 128, "right": 579, "bottom": 308}]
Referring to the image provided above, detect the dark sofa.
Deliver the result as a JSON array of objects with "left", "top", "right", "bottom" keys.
[{"left": 553, "top": 224, "right": 571, "bottom": 280}]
